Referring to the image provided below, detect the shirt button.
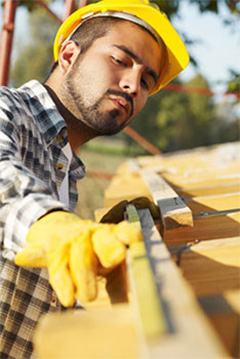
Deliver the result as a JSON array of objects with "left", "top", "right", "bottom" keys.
[
  {"left": 51, "top": 294, "right": 57, "bottom": 304},
  {"left": 56, "top": 135, "right": 64, "bottom": 144},
  {"left": 56, "top": 163, "right": 64, "bottom": 170}
]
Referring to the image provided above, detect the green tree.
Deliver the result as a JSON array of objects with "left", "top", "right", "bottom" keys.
[
  {"left": 10, "top": 7, "right": 58, "bottom": 87},
  {"left": 130, "top": 74, "right": 239, "bottom": 153},
  {"left": 9, "top": 0, "right": 239, "bottom": 153}
]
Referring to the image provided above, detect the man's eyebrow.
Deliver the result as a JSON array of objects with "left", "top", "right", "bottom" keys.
[{"left": 113, "top": 45, "right": 159, "bottom": 85}]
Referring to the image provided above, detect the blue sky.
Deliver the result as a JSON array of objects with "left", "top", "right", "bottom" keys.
[
  {"left": 172, "top": 1, "right": 240, "bottom": 94},
  {"left": 0, "top": 0, "right": 239, "bottom": 96}
]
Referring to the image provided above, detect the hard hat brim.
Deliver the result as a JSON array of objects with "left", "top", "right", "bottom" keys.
[{"left": 53, "top": 2, "right": 189, "bottom": 94}]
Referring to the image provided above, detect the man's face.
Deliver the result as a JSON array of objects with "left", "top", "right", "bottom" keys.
[{"left": 63, "top": 21, "right": 163, "bottom": 135}]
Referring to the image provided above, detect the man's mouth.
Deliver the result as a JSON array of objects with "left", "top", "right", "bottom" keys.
[
  {"left": 111, "top": 97, "right": 130, "bottom": 115},
  {"left": 106, "top": 89, "right": 134, "bottom": 119}
]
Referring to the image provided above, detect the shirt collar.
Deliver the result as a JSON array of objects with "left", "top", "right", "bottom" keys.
[{"left": 19, "top": 80, "right": 67, "bottom": 145}]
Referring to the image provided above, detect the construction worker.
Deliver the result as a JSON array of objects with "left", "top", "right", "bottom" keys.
[{"left": 0, "top": 1, "right": 189, "bottom": 358}]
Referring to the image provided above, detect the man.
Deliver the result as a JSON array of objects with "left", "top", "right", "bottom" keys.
[{"left": 0, "top": 1, "right": 189, "bottom": 358}]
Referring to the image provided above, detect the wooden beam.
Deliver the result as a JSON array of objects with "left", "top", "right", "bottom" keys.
[
  {"left": 33, "top": 305, "right": 142, "bottom": 359},
  {"left": 33, "top": 209, "right": 228, "bottom": 359},
  {"left": 198, "top": 292, "right": 240, "bottom": 358},
  {"left": 176, "top": 182, "right": 240, "bottom": 198},
  {"left": 140, "top": 169, "right": 193, "bottom": 229},
  {"left": 126, "top": 204, "right": 167, "bottom": 338},
  {"left": 136, "top": 209, "right": 228, "bottom": 358},
  {"left": 163, "top": 211, "right": 240, "bottom": 245},
  {"left": 34, "top": 0, "right": 62, "bottom": 24},
  {"left": 168, "top": 237, "right": 240, "bottom": 297},
  {"left": 104, "top": 171, "right": 152, "bottom": 208},
  {"left": 184, "top": 192, "right": 240, "bottom": 213},
  {"left": 137, "top": 143, "right": 240, "bottom": 171},
  {"left": 126, "top": 159, "right": 141, "bottom": 174},
  {"left": 171, "top": 233, "right": 240, "bottom": 359},
  {"left": 123, "top": 126, "right": 162, "bottom": 155},
  {"left": 162, "top": 174, "right": 240, "bottom": 190}
]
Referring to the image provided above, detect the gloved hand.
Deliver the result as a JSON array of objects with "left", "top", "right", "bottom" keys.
[
  {"left": 14, "top": 211, "right": 142, "bottom": 307},
  {"left": 100, "top": 197, "right": 160, "bottom": 224}
]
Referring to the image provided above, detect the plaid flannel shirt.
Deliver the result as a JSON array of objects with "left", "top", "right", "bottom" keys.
[{"left": 0, "top": 80, "right": 85, "bottom": 359}]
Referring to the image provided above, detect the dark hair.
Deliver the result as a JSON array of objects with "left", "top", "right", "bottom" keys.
[{"left": 50, "top": 17, "right": 123, "bottom": 73}]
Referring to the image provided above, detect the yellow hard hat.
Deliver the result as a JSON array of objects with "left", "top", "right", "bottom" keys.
[{"left": 53, "top": 0, "right": 189, "bottom": 94}]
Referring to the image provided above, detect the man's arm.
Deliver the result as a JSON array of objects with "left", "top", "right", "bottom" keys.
[{"left": 0, "top": 97, "right": 67, "bottom": 260}]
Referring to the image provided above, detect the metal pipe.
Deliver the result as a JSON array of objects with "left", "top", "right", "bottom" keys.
[
  {"left": 0, "top": 0, "right": 18, "bottom": 86},
  {"left": 78, "top": 0, "right": 88, "bottom": 8},
  {"left": 124, "top": 126, "right": 162, "bottom": 155},
  {"left": 34, "top": 0, "right": 62, "bottom": 24},
  {"left": 62, "top": 0, "right": 75, "bottom": 21}
]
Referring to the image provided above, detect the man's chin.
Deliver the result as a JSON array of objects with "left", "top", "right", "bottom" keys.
[
  {"left": 95, "top": 112, "right": 130, "bottom": 136},
  {"left": 95, "top": 126, "right": 123, "bottom": 137},
  {"left": 100, "top": 119, "right": 131, "bottom": 136}
]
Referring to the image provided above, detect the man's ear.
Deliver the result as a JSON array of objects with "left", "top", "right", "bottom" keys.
[{"left": 58, "top": 41, "right": 80, "bottom": 74}]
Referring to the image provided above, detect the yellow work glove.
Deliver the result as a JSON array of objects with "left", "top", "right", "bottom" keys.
[
  {"left": 14, "top": 211, "right": 142, "bottom": 307},
  {"left": 100, "top": 197, "right": 160, "bottom": 224}
]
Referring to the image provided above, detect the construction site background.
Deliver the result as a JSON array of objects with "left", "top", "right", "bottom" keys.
[{"left": 0, "top": 0, "right": 239, "bottom": 218}]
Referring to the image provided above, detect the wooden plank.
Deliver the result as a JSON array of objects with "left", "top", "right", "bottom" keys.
[
  {"left": 33, "top": 305, "right": 142, "bottom": 359},
  {"left": 128, "top": 244, "right": 166, "bottom": 337},
  {"left": 168, "top": 237, "right": 240, "bottom": 296},
  {"left": 140, "top": 169, "right": 193, "bottom": 229},
  {"left": 224, "top": 289, "right": 240, "bottom": 314},
  {"left": 136, "top": 209, "right": 228, "bottom": 358},
  {"left": 176, "top": 182, "right": 240, "bottom": 198},
  {"left": 33, "top": 209, "right": 228, "bottom": 359},
  {"left": 127, "top": 158, "right": 141, "bottom": 173},
  {"left": 104, "top": 172, "right": 152, "bottom": 208},
  {"left": 159, "top": 163, "right": 240, "bottom": 179},
  {"left": 126, "top": 204, "right": 167, "bottom": 338},
  {"left": 198, "top": 292, "right": 240, "bottom": 358},
  {"left": 184, "top": 192, "right": 240, "bottom": 213},
  {"left": 162, "top": 174, "right": 240, "bottom": 189},
  {"left": 163, "top": 211, "right": 240, "bottom": 245},
  {"left": 138, "top": 143, "right": 240, "bottom": 171}
]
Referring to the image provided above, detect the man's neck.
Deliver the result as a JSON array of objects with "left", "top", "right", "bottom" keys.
[{"left": 43, "top": 84, "right": 99, "bottom": 151}]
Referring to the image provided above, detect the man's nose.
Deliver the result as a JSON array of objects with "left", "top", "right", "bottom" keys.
[{"left": 119, "top": 69, "right": 141, "bottom": 97}]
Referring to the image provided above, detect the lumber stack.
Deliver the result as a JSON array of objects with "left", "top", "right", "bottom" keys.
[
  {"left": 104, "top": 141, "right": 240, "bottom": 358},
  {"left": 33, "top": 142, "right": 239, "bottom": 358}
]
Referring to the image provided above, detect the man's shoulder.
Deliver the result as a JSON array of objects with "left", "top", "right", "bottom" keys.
[
  {"left": 0, "top": 83, "right": 19, "bottom": 100},
  {"left": 0, "top": 85, "right": 25, "bottom": 116},
  {"left": 0, "top": 81, "right": 47, "bottom": 116},
  {"left": 0, "top": 80, "right": 42, "bottom": 102}
]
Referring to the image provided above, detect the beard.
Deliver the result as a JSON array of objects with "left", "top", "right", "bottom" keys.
[{"left": 64, "top": 67, "right": 134, "bottom": 136}]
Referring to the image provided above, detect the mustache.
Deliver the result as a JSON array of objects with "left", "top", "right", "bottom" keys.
[{"left": 106, "top": 89, "right": 134, "bottom": 117}]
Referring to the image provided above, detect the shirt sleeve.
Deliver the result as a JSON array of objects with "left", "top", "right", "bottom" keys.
[{"left": 0, "top": 97, "right": 67, "bottom": 260}]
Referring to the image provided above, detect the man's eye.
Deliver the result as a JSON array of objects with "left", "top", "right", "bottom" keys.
[
  {"left": 112, "top": 56, "right": 126, "bottom": 67},
  {"left": 141, "top": 77, "right": 150, "bottom": 90}
]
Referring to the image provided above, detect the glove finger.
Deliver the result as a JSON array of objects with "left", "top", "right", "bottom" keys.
[
  {"left": 47, "top": 243, "right": 75, "bottom": 307},
  {"left": 100, "top": 200, "right": 128, "bottom": 224},
  {"left": 148, "top": 202, "right": 161, "bottom": 220},
  {"left": 113, "top": 221, "right": 143, "bottom": 246},
  {"left": 69, "top": 230, "right": 97, "bottom": 304},
  {"left": 15, "top": 246, "right": 47, "bottom": 268},
  {"left": 92, "top": 225, "right": 126, "bottom": 268}
]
